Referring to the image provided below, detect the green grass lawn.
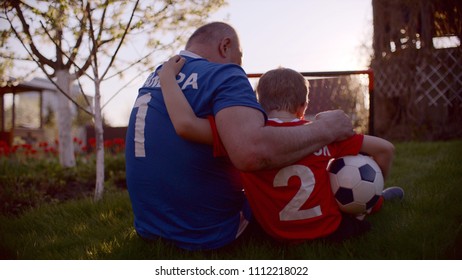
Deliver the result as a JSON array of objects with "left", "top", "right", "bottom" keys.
[{"left": 1, "top": 141, "right": 461, "bottom": 259}]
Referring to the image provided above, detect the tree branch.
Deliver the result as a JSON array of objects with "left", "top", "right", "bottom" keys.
[
  {"left": 99, "top": 0, "right": 140, "bottom": 80},
  {"left": 6, "top": 4, "right": 91, "bottom": 115},
  {"left": 102, "top": 70, "right": 142, "bottom": 109},
  {"left": 66, "top": 1, "right": 88, "bottom": 67},
  {"left": 86, "top": 2, "right": 98, "bottom": 78},
  {"left": 75, "top": 76, "right": 95, "bottom": 116},
  {"left": 105, "top": 48, "right": 155, "bottom": 81},
  {"left": 10, "top": 1, "right": 55, "bottom": 69},
  {"left": 74, "top": 1, "right": 104, "bottom": 79},
  {"left": 37, "top": 19, "right": 92, "bottom": 82}
]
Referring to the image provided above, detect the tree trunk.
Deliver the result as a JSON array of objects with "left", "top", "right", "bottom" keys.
[
  {"left": 93, "top": 78, "right": 105, "bottom": 201},
  {"left": 55, "top": 70, "right": 76, "bottom": 168}
]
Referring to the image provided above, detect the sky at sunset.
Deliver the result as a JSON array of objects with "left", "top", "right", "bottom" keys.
[{"left": 96, "top": 0, "right": 373, "bottom": 126}]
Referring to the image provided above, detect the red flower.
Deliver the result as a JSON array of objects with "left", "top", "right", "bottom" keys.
[
  {"left": 113, "top": 138, "right": 125, "bottom": 146},
  {"left": 0, "top": 146, "right": 10, "bottom": 156},
  {"left": 104, "top": 139, "right": 113, "bottom": 148},
  {"left": 22, "top": 144, "right": 32, "bottom": 150},
  {"left": 39, "top": 141, "right": 48, "bottom": 148},
  {"left": 88, "top": 138, "right": 96, "bottom": 147}
]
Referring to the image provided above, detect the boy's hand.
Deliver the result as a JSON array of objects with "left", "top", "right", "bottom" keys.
[{"left": 158, "top": 55, "right": 186, "bottom": 80}]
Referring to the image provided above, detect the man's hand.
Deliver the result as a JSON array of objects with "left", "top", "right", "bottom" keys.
[{"left": 315, "top": 110, "right": 354, "bottom": 141}]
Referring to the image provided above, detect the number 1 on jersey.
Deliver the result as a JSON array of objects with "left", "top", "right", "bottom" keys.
[{"left": 133, "top": 94, "right": 152, "bottom": 157}]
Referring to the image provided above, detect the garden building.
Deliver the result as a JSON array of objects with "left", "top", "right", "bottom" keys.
[{"left": 371, "top": 0, "right": 461, "bottom": 140}]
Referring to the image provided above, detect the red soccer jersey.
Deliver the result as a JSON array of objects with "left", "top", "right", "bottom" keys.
[{"left": 209, "top": 117, "right": 364, "bottom": 240}]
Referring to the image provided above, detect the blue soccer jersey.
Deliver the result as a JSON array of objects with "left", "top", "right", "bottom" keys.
[{"left": 125, "top": 51, "right": 265, "bottom": 250}]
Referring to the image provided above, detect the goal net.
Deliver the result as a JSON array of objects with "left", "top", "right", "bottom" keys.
[{"left": 248, "top": 70, "right": 374, "bottom": 135}]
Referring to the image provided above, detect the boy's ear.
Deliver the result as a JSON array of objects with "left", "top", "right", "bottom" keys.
[{"left": 296, "top": 102, "right": 308, "bottom": 119}]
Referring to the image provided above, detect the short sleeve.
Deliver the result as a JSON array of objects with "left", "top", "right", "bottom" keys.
[{"left": 207, "top": 116, "right": 228, "bottom": 157}]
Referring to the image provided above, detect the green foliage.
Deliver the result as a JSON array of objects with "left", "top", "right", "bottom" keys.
[
  {"left": 0, "top": 153, "right": 126, "bottom": 216},
  {"left": 0, "top": 141, "right": 461, "bottom": 259}
]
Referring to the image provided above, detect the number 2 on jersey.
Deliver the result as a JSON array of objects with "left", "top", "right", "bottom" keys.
[{"left": 273, "top": 165, "right": 322, "bottom": 221}]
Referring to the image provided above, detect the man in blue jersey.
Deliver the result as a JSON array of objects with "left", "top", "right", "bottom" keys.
[{"left": 125, "top": 22, "right": 354, "bottom": 250}]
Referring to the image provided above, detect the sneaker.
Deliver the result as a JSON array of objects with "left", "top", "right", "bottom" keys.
[{"left": 382, "top": 186, "right": 404, "bottom": 201}]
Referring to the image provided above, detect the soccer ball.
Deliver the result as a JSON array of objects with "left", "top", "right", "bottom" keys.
[{"left": 327, "top": 154, "right": 384, "bottom": 215}]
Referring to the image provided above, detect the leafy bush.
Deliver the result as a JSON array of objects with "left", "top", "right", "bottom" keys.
[{"left": 0, "top": 140, "right": 126, "bottom": 216}]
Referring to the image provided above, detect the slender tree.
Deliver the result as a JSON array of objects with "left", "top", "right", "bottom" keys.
[{"left": 1, "top": 0, "right": 226, "bottom": 200}]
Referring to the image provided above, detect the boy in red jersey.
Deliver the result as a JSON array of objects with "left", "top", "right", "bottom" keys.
[{"left": 158, "top": 55, "right": 402, "bottom": 242}]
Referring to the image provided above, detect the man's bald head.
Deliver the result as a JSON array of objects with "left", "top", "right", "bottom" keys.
[{"left": 185, "top": 22, "right": 242, "bottom": 65}]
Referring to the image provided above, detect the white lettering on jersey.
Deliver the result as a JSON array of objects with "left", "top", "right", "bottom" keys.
[
  {"left": 314, "top": 146, "right": 331, "bottom": 157},
  {"left": 143, "top": 72, "right": 160, "bottom": 88},
  {"left": 133, "top": 70, "right": 198, "bottom": 158},
  {"left": 176, "top": 72, "right": 186, "bottom": 83},
  {"left": 181, "top": 73, "right": 198, "bottom": 90},
  {"left": 142, "top": 71, "right": 198, "bottom": 90}
]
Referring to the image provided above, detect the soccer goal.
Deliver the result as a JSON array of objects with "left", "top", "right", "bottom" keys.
[{"left": 248, "top": 70, "right": 374, "bottom": 135}]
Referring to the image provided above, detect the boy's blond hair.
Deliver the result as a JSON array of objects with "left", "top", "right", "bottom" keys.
[{"left": 256, "top": 67, "right": 309, "bottom": 114}]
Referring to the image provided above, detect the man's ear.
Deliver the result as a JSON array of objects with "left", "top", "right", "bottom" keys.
[{"left": 218, "top": 37, "right": 232, "bottom": 58}]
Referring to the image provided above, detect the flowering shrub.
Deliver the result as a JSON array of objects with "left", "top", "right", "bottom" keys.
[
  {"left": 0, "top": 137, "right": 125, "bottom": 160},
  {"left": 0, "top": 142, "right": 42, "bottom": 158}
]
